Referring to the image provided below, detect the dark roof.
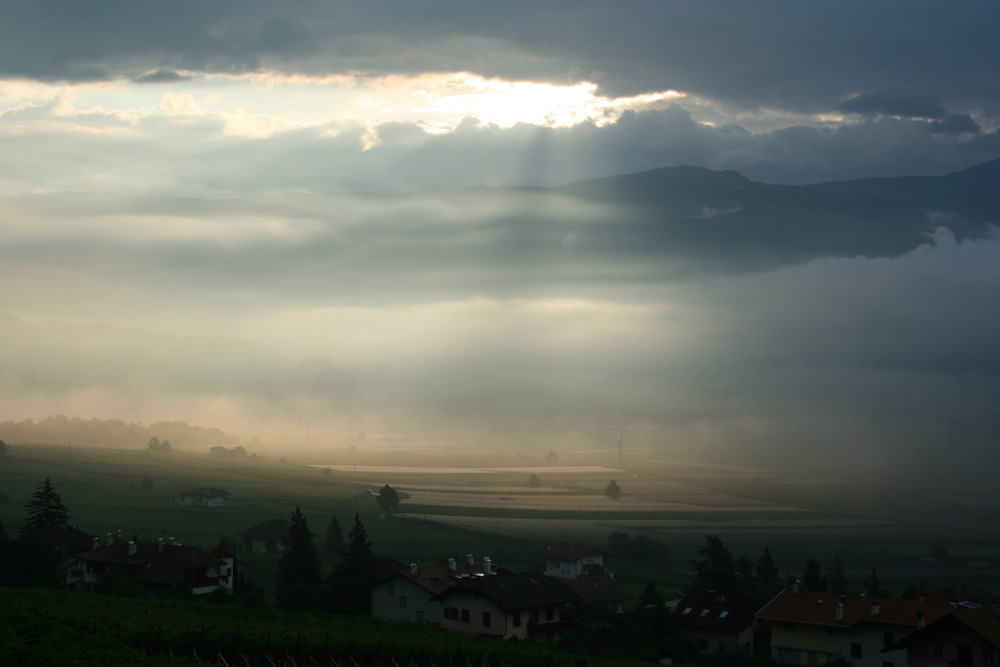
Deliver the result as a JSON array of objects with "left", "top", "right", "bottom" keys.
[
  {"left": 371, "top": 557, "right": 506, "bottom": 596},
  {"left": 674, "top": 590, "right": 778, "bottom": 631},
  {"left": 541, "top": 543, "right": 609, "bottom": 561},
  {"left": 757, "top": 587, "right": 952, "bottom": 629},
  {"left": 16, "top": 524, "right": 95, "bottom": 557},
  {"left": 888, "top": 607, "right": 1000, "bottom": 652},
  {"left": 561, "top": 575, "right": 631, "bottom": 605},
  {"left": 75, "top": 540, "right": 225, "bottom": 587},
  {"left": 433, "top": 572, "right": 581, "bottom": 610},
  {"left": 238, "top": 518, "right": 289, "bottom": 540},
  {"left": 180, "top": 487, "right": 229, "bottom": 498}
]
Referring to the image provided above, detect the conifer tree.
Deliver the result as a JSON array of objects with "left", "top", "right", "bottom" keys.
[
  {"left": 327, "top": 513, "right": 377, "bottom": 614},
  {"left": 325, "top": 514, "right": 343, "bottom": 557},
  {"left": 21, "top": 478, "right": 70, "bottom": 534},
  {"left": 755, "top": 548, "right": 779, "bottom": 583},
  {"left": 802, "top": 558, "right": 827, "bottom": 592},
  {"left": 827, "top": 554, "right": 848, "bottom": 593},
  {"left": 275, "top": 506, "right": 322, "bottom": 610},
  {"left": 864, "top": 567, "right": 888, "bottom": 597},
  {"left": 639, "top": 579, "right": 663, "bottom": 607},
  {"left": 376, "top": 484, "right": 399, "bottom": 513},
  {"left": 692, "top": 535, "right": 738, "bottom": 591}
]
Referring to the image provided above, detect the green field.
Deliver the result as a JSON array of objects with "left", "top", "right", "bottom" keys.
[{"left": 3, "top": 441, "right": 1000, "bottom": 602}]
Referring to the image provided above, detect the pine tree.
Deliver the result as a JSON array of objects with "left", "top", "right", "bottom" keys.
[
  {"left": 802, "top": 558, "right": 828, "bottom": 592},
  {"left": 325, "top": 514, "right": 343, "bottom": 557},
  {"left": 864, "top": 567, "right": 888, "bottom": 597},
  {"left": 327, "top": 513, "right": 377, "bottom": 614},
  {"left": 755, "top": 548, "right": 779, "bottom": 583},
  {"left": 827, "top": 554, "right": 848, "bottom": 593},
  {"left": 639, "top": 579, "right": 663, "bottom": 607},
  {"left": 692, "top": 535, "right": 738, "bottom": 591},
  {"left": 275, "top": 506, "right": 322, "bottom": 610},
  {"left": 21, "top": 478, "right": 70, "bottom": 534}
]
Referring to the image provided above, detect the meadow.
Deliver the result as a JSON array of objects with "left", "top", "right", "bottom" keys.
[{"left": 3, "top": 440, "right": 1000, "bottom": 601}]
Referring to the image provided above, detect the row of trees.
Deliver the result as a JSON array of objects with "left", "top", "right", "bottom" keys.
[
  {"left": 276, "top": 507, "right": 377, "bottom": 613},
  {"left": 146, "top": 437, "right": 172, "bottom": 453}
]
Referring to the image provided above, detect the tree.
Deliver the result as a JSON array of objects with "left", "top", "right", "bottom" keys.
[
  {"left": 545, "top": 450, "right": 559, "bottom": 464},
  {"left": 863, "top": 567, "right": 888, "bottom": 597},
  {"left": 325, "top": 514, "right": 343, "bottom": 557},
  {"left": 527, "top": 474, "right": 541, "bottom": 488},
  {"left": 147, "top": 436, "right": 161, "bottom": 452},
  {"left": 735, "top": 555, "right": 754, "bottom": 592},
  {"left": 755, "top": 548, "right": 779, "bottom": 583},
  {"left": 160, "top": 439, "right": 172, "bottom": 453},
  {"left": 604, "top": 479, "right": 622, "bottom": 500},
  {"left": 639, "top": 579, "right": 663, "bottom": 607},
  {"left": 802, "top": 558, "right": 827, "bottom": 592},
  {"left": 376, "top": 484, "right": 400, "bottom": 513},
  {"left": 693, "top": 535, "right": 738, "bottom": 591},
  {"left": 827, "top": 555, "right": 848, "bottom": 593},
  {"left": 0, "top": 439, "right": 8, "bottom": 461},
  {"left": 21, "top": 478, "right": 70, "bottom": 534},
  {"left": 275, "top": 506, "right": 322, "bottom": 611},
  {"left": 327, "top": 513, "right": 377, "bottom": 614}
]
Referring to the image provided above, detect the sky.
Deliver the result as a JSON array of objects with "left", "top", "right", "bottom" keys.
[{"left": 1, "top": 1, "right": 999, "bottom": 471}]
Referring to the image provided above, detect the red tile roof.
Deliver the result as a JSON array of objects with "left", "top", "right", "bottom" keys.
[
  {"left": 757, "top": 588, "right": 952, "bottom": 629},
  {"left": 76, "top": 540, "right": 226, "bottom": 587}
]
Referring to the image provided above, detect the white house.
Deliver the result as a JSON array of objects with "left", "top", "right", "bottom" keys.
[{"left": 541, "top": 543, "right": 609, "bottom": 579}]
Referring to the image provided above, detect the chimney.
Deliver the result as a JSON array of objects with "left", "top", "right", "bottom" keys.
[
  {"left": 835, "top": 604, "right": 844, "bottom": 621},
  {"left": 467, "top": 553, "right": 474, "bottom": 566},
  {"left": 158, "top": 537, "right": 165, "bottom": 553},
  {"left": 128, "top": 541, "right": 137, "bottom": 557},
  {"left": 792, "top": 579, "right": 801, "bottom": 594},
  {"left": 484, "top": 557, "right": 492, "bottom": 575},
  {"left": 410, "top": 563, "right": 419, "bottom": 576},
  {"left": 448, "top": 558, "right": 456, "bottom": 571},
  {"left": 871, "top": 601, "right": 880, "bottom": 616},
  {"left": 92, "top": 537, "right": 100, "bottom": 550},
  {"left": 917, "top": 611, "right": 926, "bottom": 628},
  {"left": 169, "top": 536, "right": 177, "bottom": 545},
  {"left": 106, "top": 532, "right": 114, "bottom": 546}
]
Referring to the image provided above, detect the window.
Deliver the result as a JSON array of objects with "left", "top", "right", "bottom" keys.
[
  {"left": 398, "top": 596, "right": 407, "bottom": 609},
  {"left": 851, "top": 643, "right": 863, "bottom": 659},
  {"left": 932, "top": 642, "right": 945, "bottom": 659},
  {"left": 461, "top": 608, "right": 470, "bottom": 623},
  {"left": 444, "top": 607, "right": 458, "bottom": 621},
  {"left": 482, "top": 612, "right": 491, "bottom": 627},
  {"left": 386, "top": 583, "right": 394, "bottom": 595},
  {"left": 513, "top": 612, "right": 522, "bottom": 627},
  {"left": 984, "top": 648, "right": 997, "bottom": 665},
  {"left": 415, "top": 610, "right": 424, "bottom": 623},
  {"left": 682, "top": 607, "right": 693, "bottom": 615},
  {"left": 883, "top": 631, "right": 894, "bottom": 647}
]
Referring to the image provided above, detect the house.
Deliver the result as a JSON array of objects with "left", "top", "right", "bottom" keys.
[
  {"left": 177, "top": 487, "right": 230, "bottom": 507},
  {"left": 886, "top": 606, "right": 1000, "bottom": 667},
  {"left": 370, "top": 554, "right": 501, "bottom": 624},
  {"left": 17, "top": 522, "right": 96, "bottom": 560},
  {"left": 65, "top": 534, "right": 234, "bottom": 598},
  {"left": 541, "top": 543, "right": 610, "bottom": 579},
  {"left": 432, "top": 571, "right": 581, "bottom": 641},
  {"left": 757, "top": 585, "right": 953, "bottom": 667},
  {"left": 560, "top": 575, "right": 631, "bottom": 615},
  {"left": 672, "top": 588, "right": 782, "bottom": 654},
  {"left": 238, "top": 518, "right": 290, "bottom": 553}
]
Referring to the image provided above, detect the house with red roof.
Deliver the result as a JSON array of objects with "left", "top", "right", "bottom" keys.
[
  {"left": 673, "top": 587, "right": 783, "bottom": 654},
  {"left": 887, "top": 606, "right": 1000, "bottom": 667},
  {"left": 757, "top": 584, "right": 954, "bottom": 667},
  {"left": 560, "top": 574, "right": 631, "bottom": 615},
  {"left": 64, "top": 533, "right": 233, "bottom": 599}
]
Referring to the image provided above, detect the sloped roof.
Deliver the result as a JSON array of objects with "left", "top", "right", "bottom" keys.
[
  {"left": 371, "top": 557, "right": 503, "bottom": 596},
  {"left": 541, "top": 543, "right": 609, "bottom": 561},
  {"left": 889, "top": 607, "right": 1000, "bottom": 652},
  {"left": 75, "top": 540, "right": 225, "bottom": 586},
  {"left": 17, "top": 524, "right": 95, "bottom": 556},
  {"left": 674, "top": 589, "right": 779, "bottom": 631},
  {"left": 433, "top": 572, "right": 581, "bottom": 610},
  {"left": 561, "top": 575, "right": 631, "bottom": 605},
  {"left": 757, "top": 588, "right": 952, "bottom": 629},
  {"left": 238, "top": 518, "right": 290, "bottom": 540}
]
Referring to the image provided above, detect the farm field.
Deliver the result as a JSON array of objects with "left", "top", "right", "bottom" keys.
[{"left": 4, "top": 440, "right": 1000, "bottom": 600}]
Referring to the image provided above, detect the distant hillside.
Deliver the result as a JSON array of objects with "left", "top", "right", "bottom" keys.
[{"left": 0, "top": 415, "right": 240, "bottom": 450}]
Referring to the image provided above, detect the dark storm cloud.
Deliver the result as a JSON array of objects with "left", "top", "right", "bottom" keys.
[
  {"left": 839, "top": 92, "right": 948, "bottom": 119},
  {"left": 132, "top": 70, "right": 190, "bottom": 84},
  {"left": 3, "top": 1, "right": 999, "bottom": 117},
  {"left": 928, "top": 113, "right": 981, "bottom": 135}
]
